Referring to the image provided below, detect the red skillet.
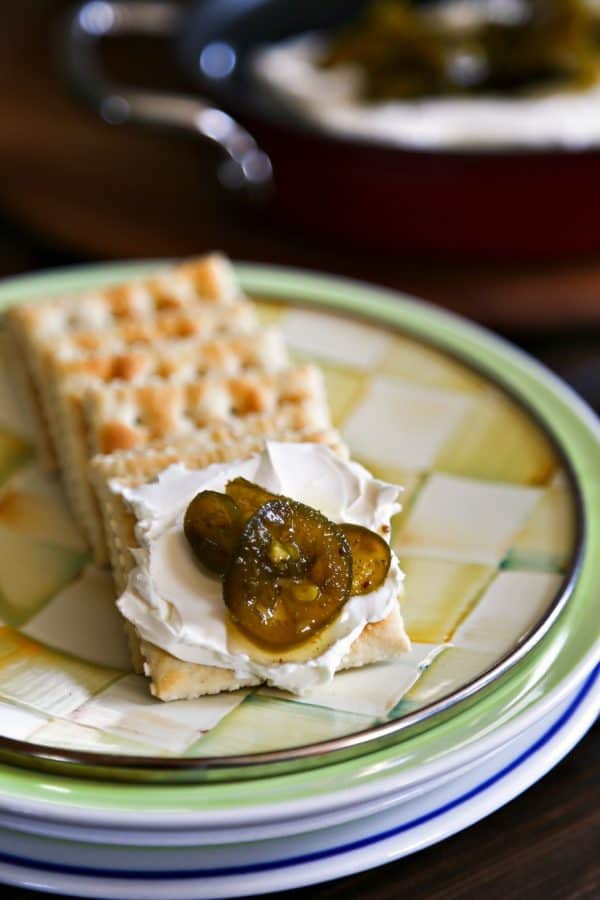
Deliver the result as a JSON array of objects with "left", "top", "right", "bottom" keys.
[{"left": 64, "top": 0, "right": 600, "bottom": 258}]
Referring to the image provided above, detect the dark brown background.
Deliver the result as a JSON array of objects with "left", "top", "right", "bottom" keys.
[{"left": 1, "top": 3, "right": 598, "bottom": 898}]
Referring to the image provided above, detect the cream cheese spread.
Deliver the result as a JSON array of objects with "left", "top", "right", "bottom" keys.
[
  {"left": 253, "top": 31, "right": 600, "bottom": 150},
  {"left": 113, "top": 442, "right": 407, "bottom": 694}
]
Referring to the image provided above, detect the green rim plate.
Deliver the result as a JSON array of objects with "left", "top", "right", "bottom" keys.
[{"left": 0, "top": 262, "right": 597, "bottom": 810}]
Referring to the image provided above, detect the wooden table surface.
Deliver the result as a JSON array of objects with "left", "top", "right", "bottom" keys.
[{"left": 1, "top": 3, "right": 598, "bottom": 899}]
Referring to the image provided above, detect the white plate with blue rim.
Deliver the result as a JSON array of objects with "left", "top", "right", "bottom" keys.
[
  {"left": 0, "top": 262, "right": 597, "bottom": 856},
  {"left": 0, "top": 662, "right": 596, "bottom": 899}
]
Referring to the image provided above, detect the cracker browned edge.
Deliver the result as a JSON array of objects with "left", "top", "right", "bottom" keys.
[{"left": 0, "top": 253, "right": 243, "bottom": 473}]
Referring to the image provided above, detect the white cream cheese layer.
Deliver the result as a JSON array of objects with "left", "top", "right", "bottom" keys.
[
  {"left": 253, "top": 32, "right": 600, "bottom": 150},
  {"left": 113, "top": 442, "right": 406, "bottom": 694}
]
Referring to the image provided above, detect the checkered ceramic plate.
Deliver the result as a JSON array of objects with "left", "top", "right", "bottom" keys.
[{"left": 0, "top": 263, "right": 583, "bottom": 779}]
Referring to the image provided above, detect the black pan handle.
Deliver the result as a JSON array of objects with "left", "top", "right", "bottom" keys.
[{"left": 63, "top": 1, "right": 272, "bottom": 191}]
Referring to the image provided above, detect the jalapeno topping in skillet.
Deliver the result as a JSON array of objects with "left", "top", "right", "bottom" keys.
[
  {"left": 322, "top": 0, "right": 600, "bottom": 100},
  {"left": 184, "top": 491, "right": 243, "bottom": 575},
  {"left": 223, "top": 497, "right": 353, "bottom": 649},
  {"left": 340, "top": 524, "right": 392, "bottom": 595}
]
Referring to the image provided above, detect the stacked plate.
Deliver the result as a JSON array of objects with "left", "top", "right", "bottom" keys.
[{"left": 0, "top": 263, "right": 598, "bottom": 899}]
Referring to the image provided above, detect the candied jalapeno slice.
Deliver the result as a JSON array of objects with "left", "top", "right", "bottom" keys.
[
  {"left": 340, "top": 523, "right": 391, "bottom": 595},
  {"left": 224, "top": 497, "right": 352, "bottom": 649},
  {"left": 184, "top": 491, "right": 242, "bottom": 575},
  {"left": 225, "top": 477, "right": 276, "bottom": 523}
]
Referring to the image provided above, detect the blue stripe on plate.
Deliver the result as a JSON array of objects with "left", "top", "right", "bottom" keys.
[{"left": 0, "top": 664, "right": 597, "bottom": 882}]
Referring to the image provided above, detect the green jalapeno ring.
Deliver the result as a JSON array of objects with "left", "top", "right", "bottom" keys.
[
  {"left": 183, "top": 490, "right": 243, "bottom": 576},
  {"left": 223, "top": 497, "right": 353, "bottom": 650},
  {"left": 339, "top": 523, "right": 392, "bottom": 596},
  {"left": 225, "top": 477, "right": 277, "bottom": 524}
]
